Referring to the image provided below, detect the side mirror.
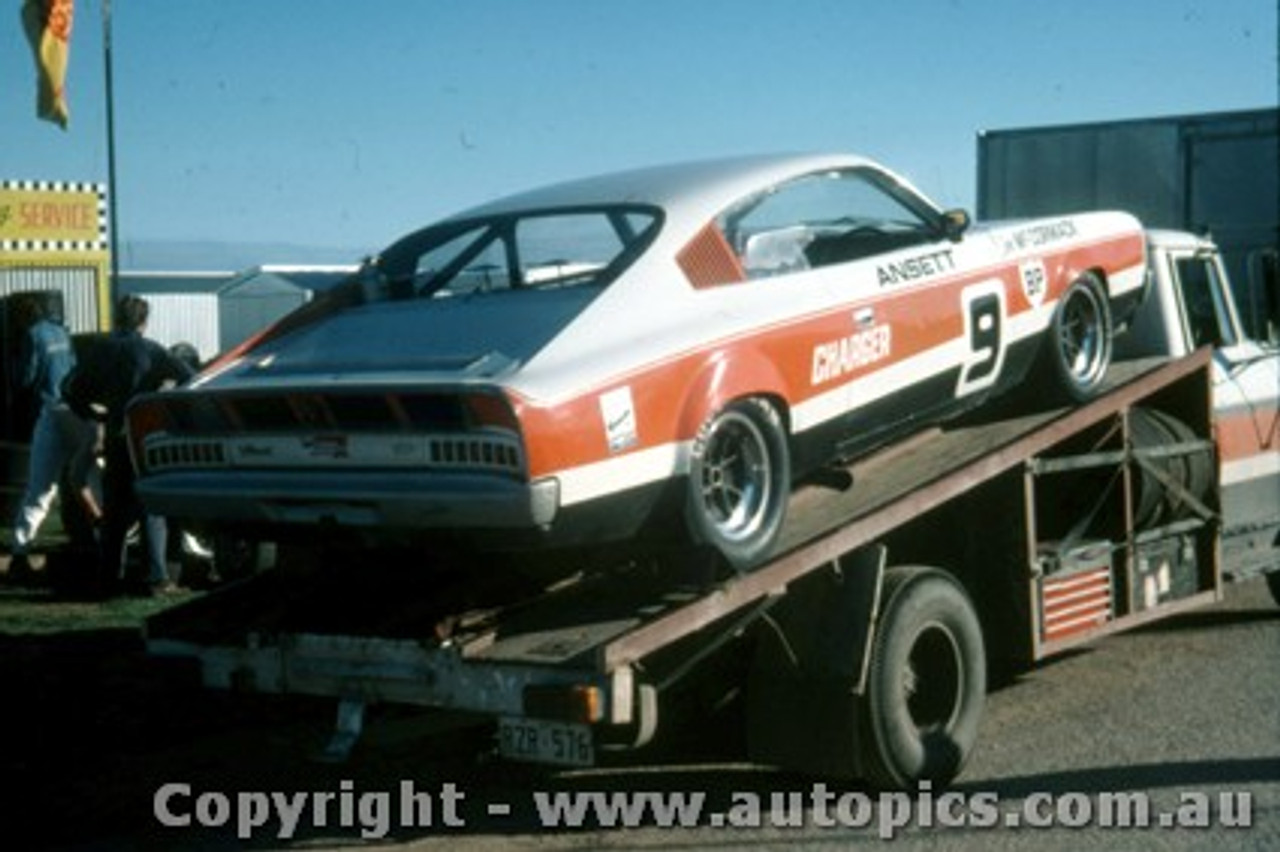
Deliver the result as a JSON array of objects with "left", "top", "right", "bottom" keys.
[{"left": 941, "top": 209, "right": 971, "bottom": 243}]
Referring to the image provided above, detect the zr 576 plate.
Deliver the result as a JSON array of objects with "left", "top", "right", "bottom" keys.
[{"left": 498, "top": 717, "right": 594, "bottom": 767}]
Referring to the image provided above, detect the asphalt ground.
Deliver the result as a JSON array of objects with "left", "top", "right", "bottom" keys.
[{"left": 0, "top": 551, "right": 1275, "bottom": 851}]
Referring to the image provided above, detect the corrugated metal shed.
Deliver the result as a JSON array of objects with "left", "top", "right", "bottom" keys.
[
  {"left": 216, "top": 265, "right": 355, "bottom": 356},
  {"left": 0, "top": 265, "right": 101, "bottom": 334},
  {"left": 118, "top": 272, "right": 233, "bottom": 362},
  {"left": 118, "top": 265, "right": 356, "bottom": 362}
]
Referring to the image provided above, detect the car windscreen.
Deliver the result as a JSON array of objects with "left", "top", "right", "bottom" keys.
[{"left": 377, "top": 206, "right": 662, "bottom": 299}]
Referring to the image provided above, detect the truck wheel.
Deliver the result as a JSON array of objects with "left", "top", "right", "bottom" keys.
[
  {"left": 1044, "top": 274, "right": 1113, "bottom": 403},
  {"left": 857, "top": 566, "right": 985, "bottom": 789},
  {"left": 684, "top": 398, "right": 790, "bottom": 573},
  {"left": 212, "top": 535, "right": 277, "bottom": 582}
]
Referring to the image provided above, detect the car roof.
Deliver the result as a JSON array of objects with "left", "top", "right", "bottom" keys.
[{"left": 447, "top": 152, "right": 884, "bottom": 225}]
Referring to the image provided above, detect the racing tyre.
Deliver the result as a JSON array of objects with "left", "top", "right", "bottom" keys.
[
  {"left": 684, "top": 398, "right": 790, "bottom": 573},
  {"left": 856, "top": 566, "right": 986, "bottom": 789},
  {"left": 1043, "top": 274, "right": 1113, "bottom": 404}
]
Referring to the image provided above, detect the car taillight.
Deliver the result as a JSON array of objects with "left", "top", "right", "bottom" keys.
[
  {"left": 126, "top": 398, "right": 172, "bottom": 470},
  {"left": 463, "top": 391, "right": 521, "bottom": 433}
]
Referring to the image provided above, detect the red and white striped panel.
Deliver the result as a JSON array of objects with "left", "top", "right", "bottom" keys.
[{"left": 1041, "top": 565, "right": 1112, "bottom": 642}]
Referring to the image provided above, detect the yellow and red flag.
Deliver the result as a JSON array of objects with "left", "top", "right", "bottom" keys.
[{"left": 21, "top": 0, "right": 75, "bottom": 129}]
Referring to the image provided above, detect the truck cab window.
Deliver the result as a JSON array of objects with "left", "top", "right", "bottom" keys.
[
  {"left": 1247, "top": 249, "right": 1279, "bottom": 346},
  {"left": 1174, "top": 256, "right": 1238, "bottom": 349}
]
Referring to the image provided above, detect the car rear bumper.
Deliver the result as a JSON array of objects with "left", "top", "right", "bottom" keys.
[
  {"left": 137, "top": 469, "right": 562, "bottom": 533},
  {"left": 135, "top": 468, "right": 667, "bottom": 551}
]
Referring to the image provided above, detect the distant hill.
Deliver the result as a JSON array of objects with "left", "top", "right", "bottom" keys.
[{"left": 116, "top": 239, "right": 372, "bottom": 271}]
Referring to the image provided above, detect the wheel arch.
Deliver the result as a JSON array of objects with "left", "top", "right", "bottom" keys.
[{"left": 674, "top": 347, "right": 793, "bottom": 447}]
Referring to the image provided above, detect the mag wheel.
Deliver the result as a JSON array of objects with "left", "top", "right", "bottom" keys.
[
  {"left": 684, "top": 398, "right": 790, "bottom": 573},
  {"left": 1046, "top": 274, "right": 1113, "bottom": 403},
  {"left": 856, "top": 566, "right": 985, "bottom": 789}
]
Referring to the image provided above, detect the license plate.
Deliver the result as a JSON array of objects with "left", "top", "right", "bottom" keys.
[{"left": 498, "top": 717, "right": 594, "bottom": 767}]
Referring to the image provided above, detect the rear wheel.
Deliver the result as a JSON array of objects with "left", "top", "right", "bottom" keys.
[
  {"left": 1043, "top": 274, "right": 1113, "bottom": 403},
  {"left": 856, "top": 566, "right": 986, "bottom": 788},
  {"left": 683, "top": 398, "right": 789, "bottom": 573}
]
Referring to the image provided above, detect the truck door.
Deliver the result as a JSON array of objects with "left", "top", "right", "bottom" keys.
[{"left": 1170, "top": 249, "right": 1280, "bottom": 534}]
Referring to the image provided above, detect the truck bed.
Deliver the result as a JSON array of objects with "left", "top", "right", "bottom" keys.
[{"left": 147, "top": 353, "right": 1213, "bottom": 677}]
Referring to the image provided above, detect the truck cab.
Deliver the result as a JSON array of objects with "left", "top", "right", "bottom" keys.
[{"left": 1117, "top": 229, "right": 1280, "bottom": 574}]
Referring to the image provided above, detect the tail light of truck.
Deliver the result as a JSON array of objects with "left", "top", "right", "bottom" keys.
[{"left": 523, "top": 684, "right": 604, "bottom": 724}]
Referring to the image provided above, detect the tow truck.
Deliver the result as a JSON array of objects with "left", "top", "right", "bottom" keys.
[{"left": 145, "top": 230, "right": 1278, "bottom": 789}]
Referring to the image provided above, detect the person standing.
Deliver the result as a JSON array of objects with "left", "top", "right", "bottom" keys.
[
  {"left": 63, "top": 296, "right": 194, "bottom": 597},
  {"left": 7, "top": 294, "right": 89, "bottom": 581}
]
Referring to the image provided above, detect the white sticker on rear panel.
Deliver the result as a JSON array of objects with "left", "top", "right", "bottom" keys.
[{"left": 600, "top": 386, "right": 638, "bottom": 453}]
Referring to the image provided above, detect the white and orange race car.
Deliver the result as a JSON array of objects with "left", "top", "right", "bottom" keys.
[{"left": 127, "top": 154, "right": 1148, "bottom": 570}]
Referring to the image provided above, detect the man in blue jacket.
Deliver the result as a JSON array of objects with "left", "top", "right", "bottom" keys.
[{"left": 7, "top": 294, "right": 88, "bottom": 582}]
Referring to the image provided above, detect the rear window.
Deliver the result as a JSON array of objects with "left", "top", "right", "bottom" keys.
[{"left": 378, "top": 206, "right": 661, "bottom": 299}]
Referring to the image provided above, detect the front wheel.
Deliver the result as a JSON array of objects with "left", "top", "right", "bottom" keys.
[
  {"left": 1043, "top": 274, "right": 1113, "bottom": 404},
  {"left": 683, "top": 398, "right": 790, "bottom": 573},
  {"left": 856, "top": 566, "right": 986, "bottom": 789}
]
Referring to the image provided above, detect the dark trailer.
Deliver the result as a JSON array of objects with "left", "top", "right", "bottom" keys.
[{"left": 977, "top": 109, "right": 1279, "bottom": 342}]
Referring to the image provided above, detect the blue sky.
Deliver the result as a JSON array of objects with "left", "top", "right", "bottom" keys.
[{"left": 2, "top": 1, "right": 1276, "bottom": 264}]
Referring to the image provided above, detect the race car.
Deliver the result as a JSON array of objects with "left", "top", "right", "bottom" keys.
[{"left": 127, "top": 154, "right": 1147, "bottom": 571}]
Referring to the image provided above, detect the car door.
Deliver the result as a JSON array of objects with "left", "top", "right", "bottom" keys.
[{"left": 714, "top": 167, "right": 964, "bottom": 457}]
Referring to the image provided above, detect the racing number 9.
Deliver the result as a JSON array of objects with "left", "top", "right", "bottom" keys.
[{"left": 956, "top": 281, "right": 1007, "bottom": 398}]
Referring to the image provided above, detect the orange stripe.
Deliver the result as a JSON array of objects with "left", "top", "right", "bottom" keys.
[
  {"left": 517, "top": 232, "right": 1145, "bottom": 478},
  {"left": 1216, "top": 407, "right": 1279, "bottom": 462}
]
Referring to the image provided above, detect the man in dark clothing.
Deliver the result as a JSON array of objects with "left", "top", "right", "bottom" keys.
[{"left": 64, "top": 296, "right": 194, "bottom": 596}]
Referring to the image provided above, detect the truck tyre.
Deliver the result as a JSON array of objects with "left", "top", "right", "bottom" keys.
[
  {"left": 856, "top": 566, "right": 985, "bottom": 789},
  {"left": 1129, "top": 407, "right": 1214, "bottom": 529},
  {"left": 684, "top": 398, "right": 790, "bottom": 573},
  {"left": 1043, "top": 274, "right": 1113, "bottom": 404},
  {"left": 212, "top": 535, "right": 277, "bottom": 582}
]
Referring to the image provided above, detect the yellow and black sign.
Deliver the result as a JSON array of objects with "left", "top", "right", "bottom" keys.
[
  {"left": 1, "top": 180, "right": 105, "bottom": 250},
  {"left": 0, "top": 180, "right": 110, "bottom": 332}
]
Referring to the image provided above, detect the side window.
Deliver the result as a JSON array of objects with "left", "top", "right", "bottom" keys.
[
  {"left": 718, "top": 169, "right": 936, "bottom": 280},
  {"left": 458, "top": 241, "right": 513, "bottom": 293},
  {"left": 516, "top": 213, "right": 623, "bottom": 287},
  {"left": 1174, "top": 256, "right": 1238, "bottom": 349},
  {"left": 407, "top": 209, "right": 658, "bottom": 297},
  {"left": 414, "top": 226, "right": 511, "bottom": 296}
]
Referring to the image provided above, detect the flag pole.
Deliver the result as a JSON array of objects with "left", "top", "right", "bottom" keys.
[{"left": 102, "top": 0, "right": 120, "bottom": 316}]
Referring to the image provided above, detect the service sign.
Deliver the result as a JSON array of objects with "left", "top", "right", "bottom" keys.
[{"left": 0, "top": 181, "right": 106, "bottom": 249}]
